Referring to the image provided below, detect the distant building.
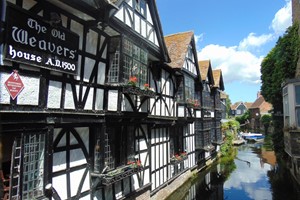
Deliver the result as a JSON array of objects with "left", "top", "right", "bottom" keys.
[
  {"left": 230, "top": 101, "right": 252, "bottom": 117},
  {"left": 248, "top": 92, "right": 273, "bottom": 132}
]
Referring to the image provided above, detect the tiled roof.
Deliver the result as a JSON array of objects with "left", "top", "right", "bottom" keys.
[
  {"left": 199, "top": 60, "right": 211, "bottom": 81},
  {"left": 212, "top": 69, "right": 225, "bottom": 90},
  {"left": 249, "top": 95, "right": 272, "bottom": 114},
  {"left": 220, "top": 91, "right": 228, "bottom": 99},
  {"left": 164, "top": 31, "right": 194, "bottom": 69},
  {"left": 244, "top": 102, "right": 253, "bottom": 109},
  {"left": 213, "top": 69, "right": 221, "bottom": 88},
  {"left": 230, "top": 102, "right": 242, "bottom": 110}
]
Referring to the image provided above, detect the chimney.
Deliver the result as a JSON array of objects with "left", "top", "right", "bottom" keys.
[{"left": 257, "top": 91, "right": 261, "bottom": 98}]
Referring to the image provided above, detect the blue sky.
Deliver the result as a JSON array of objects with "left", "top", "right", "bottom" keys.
[{"left": 156, "top": 0, "right": 292, "bottom": 104}]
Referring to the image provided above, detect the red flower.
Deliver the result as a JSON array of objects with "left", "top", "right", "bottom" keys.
[{"left": 129, "top": 76, "right": 137, "bottom": 83}]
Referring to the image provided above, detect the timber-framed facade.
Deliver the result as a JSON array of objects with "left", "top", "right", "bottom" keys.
[{"left": 0, "top": 0, "right": 225, "bottom": 199}]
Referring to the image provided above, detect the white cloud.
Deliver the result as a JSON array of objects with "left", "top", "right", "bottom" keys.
[
  {"left": 194, "top": 33, "right": 204, "bottom": 44},
  {"left": 198, "top": 44, "right": 262, "bottom": 84},
  {"left": 197, "top": 1, "right": 292, "bottom": 86},
  {"left": 270, "top": 0, "right": 292, "bottom": 35},
  {"left": 238, "top": 33, "right": 273, "bottom": 51}
]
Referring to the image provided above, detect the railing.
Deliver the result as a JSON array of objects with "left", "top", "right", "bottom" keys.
[{"left": 91, "top": 164, "right": 143, "bottom": 186}]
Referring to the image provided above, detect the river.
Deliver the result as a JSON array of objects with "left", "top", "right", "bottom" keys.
[{"left": 166, "top": 142, "right": 300, "bottom": 200}]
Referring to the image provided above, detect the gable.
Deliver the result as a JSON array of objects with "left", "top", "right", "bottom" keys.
[{"left": 113, "top": 0, "right": 159, "bottom": 46}]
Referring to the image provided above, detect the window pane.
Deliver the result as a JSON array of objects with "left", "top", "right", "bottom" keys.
[
  {"left": 122, "top": 39, "right": 148, "bottom": 87},
  {"left": 140, "top": 49, "right": 148, "bottom": 64},
  {"left": 22, "top": 134, "right": 45, "bottom": 199},
  {"left": 123, "top": 55, "right": 132, "bottom": 83},
  {"left": 295, "top": 85, "right": 300, "bottom": 105},
  {"left": 123, "top": 39, "right": 132, "bottom": 56},
  {"left": 297, "top": 108, "right": 300, "bottom": 127},
  {"left": 139, "top": 64, "right": 147, "bottom": 86},
  {"left": 108, "top": 51, "right": 120, "bottom": 83},
  {"left": 133, "top": 45, "right": 140, "bottom": 60}
]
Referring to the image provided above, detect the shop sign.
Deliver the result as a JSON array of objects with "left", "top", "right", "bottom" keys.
[
  {"left": 5, "top": 6, "right": 79, "bottom": 75},
  {"left": 4, "top": 70, "right": 24, "bottom": 100}
]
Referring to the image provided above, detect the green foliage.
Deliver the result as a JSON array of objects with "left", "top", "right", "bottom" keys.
[
  {"left": 261, "top": 114, "right": 272, "bottom": 134},
  {"left": 235, "top": 110, "right": 250, "bottom": 125},
  {"left": 226, "top": 95, "right": 232, "bottom": 118},
  {"left": 261, "top": 23, "right": 300, "bottom": 110},
  {"left": 261, "top": 22, "right": 300, "bottom": 153}
]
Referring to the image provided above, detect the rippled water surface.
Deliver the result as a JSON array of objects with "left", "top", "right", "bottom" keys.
[{"left": 167, "top": 142, "right": 300, "bottom": 200}]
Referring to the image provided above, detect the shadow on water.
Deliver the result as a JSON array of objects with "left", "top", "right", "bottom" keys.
[{"left": 166, "top": 137, "right": 300, "bottom": 200}]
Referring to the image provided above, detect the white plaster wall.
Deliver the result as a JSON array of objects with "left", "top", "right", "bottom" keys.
[
  {"left": 132, "top": 174, "right": 140, "bottom": 190},
  {"left": 138, "top": 139, "right": 147, "bottom": 151},
  {"left": 17, "top": 76, "right": 39, "bottom": 105},
  {"left": 125, "top": 9, "right": 133, "bottom": 27},
  {"left": 83, "top": 58, "right": 95, "bottom": 82},
  {"left": 148, "top": 26, "right": 154, "bottom": 43},
  {"left": 108, "top": 90, "right": 118, "bottom": 111},
  {"left": 196, "top": 110, "right": 201, "bottom": 118},
  {"left": 22, "top": 0, "right": 36, "bottom": 10},
  {"left": 71, "top": 20, "right": 83, "bottom": 51},
  {"left": 143, "top": 168, "right": 150, "bottom": 185},
  {"left": 178, "top": 106, "right": 185, "bottom": 117},
  {"left": 83, "top": 86, "right": 93, "bottom": 110},
  {"left": 95, "top": 89, "right": 104, "bottom": 110},
  {"left": 146, "top": 5, "right": 152, "bottom": 24},
  {"left": 53, "top": 174, "right": 68, "bottom": 200},
  {"left": 134, "top": 13, "right": 140, "bottom": 33},
  {"left": 48, "top": 81, "right": 62, "bottom": 108},
  {"left": 128, "top": 0, "right": 133, "bottom": 7},
  {"left": 115, "top": 6, "right": 124, "bottom": 21},
  {"left": 86, "top": 30, "right": 97, "bottom": 55},
  {"left": 64, "top": 83, "right": 75, "bottom": 109},
  {"left": 0, "top": 73, "right": 11, "bottom": 104},
  {"left": 141, "top": 20, "right": 147, "bottom": 38},
  {"left": 97, "top": 62, "right": 106, "bottom": 84},
  {"left": 76, "top": 127, "right": 89, "bottom": 151},
  {"left": 70, "top": 169, "right": 90, "bottom": 197},
  {"left": 155, "top": 99, "right": 161, "bottom": 115}
]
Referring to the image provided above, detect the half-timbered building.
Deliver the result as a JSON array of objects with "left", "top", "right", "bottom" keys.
[
  {"left": 211, "top": 69, "right": 225, "bottom": 152},
  {"left": 164, "top": 31, "right": 200, "bottom": 173},
  {"left": 197, "top": 60, "right": 216, "bottom": 163},
  {"left": 0, "top": 0, "right": 226, "bottom": 199}
]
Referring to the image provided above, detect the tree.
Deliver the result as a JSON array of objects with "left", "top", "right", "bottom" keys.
[
  {"left": 226, "top": 95, "right": 232, "bottom": 118},
  {"left": 261, "top": 22, "right": 300, "bottom": 153},
  {"left": 261, "top": 114, "right": 272, "bottom": 135},
  {"left": 235, "top": 110, "right": 250, "bottom": 131}
]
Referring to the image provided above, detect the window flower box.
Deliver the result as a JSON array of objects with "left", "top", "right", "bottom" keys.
[
  {"left": 170, "top": 152, "right": 188, "bottom": 164},
  {"left": 91, "top": 160, "right": 143, "bottom": 186},
  {"left": 186, "top": 99, "right": 201, "bottom": 109},
  {"left": 122, "top": 84, "right": 156, "bottom": 98}
]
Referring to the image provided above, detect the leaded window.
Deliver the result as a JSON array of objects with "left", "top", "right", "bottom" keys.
[
  {"left": 185, "top": 76, "right": 194, "bottom": 101},
  {"left": 122, "top": 38, "right": 148, "bottom": 87},
  {"left": 10, "top": 133, "right": 45, "bottom": 200},
  {"left": 107, "top": 38, "right": 148, "bottom": 88},
  {"left": 134, "top": 0, "right": 146, "bottom": 17}
]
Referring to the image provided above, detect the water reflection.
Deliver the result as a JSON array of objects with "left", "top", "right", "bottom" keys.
[
  {"left": 224, "top": 144, "right": 274, "bottom": 200},
  {"left": 167, "top": 142, "right": 300, "bottom": 200}
]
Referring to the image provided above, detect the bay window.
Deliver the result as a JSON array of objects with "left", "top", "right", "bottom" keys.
[{"left": 108, "top": 37, "right": 148, "bottom": 88}]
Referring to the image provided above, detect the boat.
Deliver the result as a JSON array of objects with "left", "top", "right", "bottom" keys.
[{"left": 239, "top": 132, "right": 265, "bottom": 142}]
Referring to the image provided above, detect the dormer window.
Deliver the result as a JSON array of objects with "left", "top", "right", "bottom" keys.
[{"left": 134, "top": 0, "right": 146, "bottom": 17}]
